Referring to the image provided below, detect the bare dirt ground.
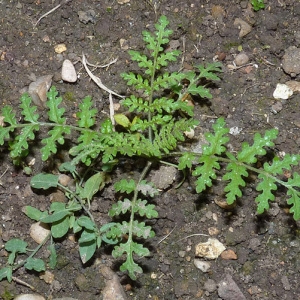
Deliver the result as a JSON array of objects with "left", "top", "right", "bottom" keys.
[{"left": 1, "top": 0, "right": 300, "bottom": 299}]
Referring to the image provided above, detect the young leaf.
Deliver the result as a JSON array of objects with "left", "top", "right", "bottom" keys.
[
  {"left": 0, "top": 267, "right": 12, "bottom": 282},
  {"left": 41, "top": 126, "right": 71, "bottom": 161},
  {"left": 51, "top": 216, "right": 70, "bottom": 238},
  {"left": 2, "top": 105, "right": 17, "bottom": 126},
  {"left": 178, "top": 152, "right": 196, "bottom": 170},
  {"left": 23, "top": 206, "right": 48, "bottom": 221},
  {"left": 114, "top": 114, "right": 131, "bottom": 128},
  {"left": 30, "top": 174, "right": 59, "bottom": 189},
  {"left": 109, "top": 199, "right": 132, "bottom": 216},
  {"left": 114, "top": 179, "right": 136, "bottom": 194},
  {"left": 80, "top": 172, "right": 106, "bottom": 202},
  {"left": 77, "top": 216, "right": 96, "bottom": 231},
  {"left": 48, "top": 243, "right": 57, "bottom": 269},
  {"left": 20, "top": 93, "right": 39, "bottom": 123},
  {"left": 25, "top": 257, "right": 45, "bottom": 272},
  {"left": 76, "top": 96, "right": 97, "bottom": 128},
  {"left": 5, "top": 239, "right": 28, "bottom": 265},
  {"left": 46, "top": 86, "right": 66, "bottom": 124},
  {"left": 286, "top": 173, "right": 300, "bottom": 220},
  {"left": 79, "top": 230, "right": 97, "bottom": 263}
]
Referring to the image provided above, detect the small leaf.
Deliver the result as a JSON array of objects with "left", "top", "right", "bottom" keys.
[
  {"left": 48, "top": 243, "right": 57, "bottom": 269},
  {"left": 114, "top": 179, "right": 136, "bottom": 194},
  {"left": 0, "top": 267, "right": 12, "bottom": 282},
  {"left": 41, "top": 210, "right": 70, "bottom": 223},
  {"left": 25, "top": 257, "right": 45, "bottom": 272},
  {"left": 114, "top": 114, "right": 131, "bottom": 128},
  {"left": 79, "top": 230, "right": 97, "bottom": 263},
  {"left": 23, "top": 206, "right": 48, "bottom": 221},
  {"left": 80, "top": 172, "right": 106, "bottom": 202},
  {"left": 51, "top": 216, "right": 70, "bottom": 238},
  {"left": 77, "top": 216, "right": 96, "bottom": 231},
  {"left": 5, "top": 239, "right": 28, "bottom": 265},
  {"left": 30, "top": 174, "right": 59, "bottom": 189}
]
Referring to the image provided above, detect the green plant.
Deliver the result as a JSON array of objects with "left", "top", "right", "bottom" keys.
[
  {"left": 251, "top": 0, "right": 265, "bottom": 11},
  {"left": 1, "top": 15, "right": 300, "bottom": 282}
]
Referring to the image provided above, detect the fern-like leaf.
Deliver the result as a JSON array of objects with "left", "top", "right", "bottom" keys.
[
  {"left": 237, "top": 129, "right": 278, "bottom": 163},
  {"left": 77, "top": 96, "right": 97, "bottom": 128},
  {"left": 114, "top": 179, "right": 136, "bottom": 194},
  {"left": 20, "top": 93, "right": 39, "bottom": 123},
  {"left": 41, "top": 126, "right": 71, "bottom": 161},
  {"left": 286, "top": 173, "right": 300, "bottom": 220},
  {"left": 46, "top": 87, "right": 66, "bottom": 124}
]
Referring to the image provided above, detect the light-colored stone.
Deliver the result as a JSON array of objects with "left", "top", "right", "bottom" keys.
[
  {"left": 285, "top": 80, "right": 300, "bottom": 92},
  {"left": 28, "top": 75, "right": 53, "bottom": 107},
  {"left": 30, "top": 222, "right": 50, "bottom": 244},
  {"left": 14, "top": 294, "right": 45, "bottom": 300},
  {"left": 194, "top": 259, "right": 211, "bottom": 272},
  {"left": 62, "top": 60, "right": 77, "bottom": 83},
  {"left": 273, "top": 83, "right": 293, "bottom": 100},
  {"left": 282, "top": 46, "right": 300, "bottom": 77},
  {"left": 221, "top": 249, "right": 238, "bottom": 260},
  {"left": 54, "top": 44, "right": 67, "bottom": 54},
  {"left": 195, "top": 238, "right": 226, "bottom": 259}
]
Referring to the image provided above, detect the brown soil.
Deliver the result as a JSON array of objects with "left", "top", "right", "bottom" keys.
[{"left": 1, "top": 0, "right": 300, "bottom": 299}]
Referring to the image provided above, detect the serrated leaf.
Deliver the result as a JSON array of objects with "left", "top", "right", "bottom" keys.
[
  {"left": 41, "top": 126, "right": 71, "bottom": 161},
  {"left": 10, "top": 124, "right": 39, "bottom": 158},
  {"left": 114, "top": 179, "right": 136, "bottom": 194},
  {"left": 46, "top": 86, "right": 66, "bottom": 124},
  {"left": 76, "top": 96, "right": 97, "bottom": 128},
  {"left": 134, "top": 199, "right": 158, "bottom": 219},
  {"left": 137, "top": 181, "right": 158, "bottom": 197},
  {"left": 80, "top": 172, "right": 106, "bottom": 202},
  {"left": 20, "top": 93, "right": 39, "bottom": 123},
  {"left": 30, "top": 174, "right": 59, "bottom": 189},
  {"left": 178, "top": 152, "right": 196, "bottom": 170},
  {"left": 255, "top": 175, "right": 276, "bottom": 214},
  {"left": 193, "top": 156, "right": 220, "bottom": 193},
  {"left": 286, "top": 173, "right": 300, "bottom": 220},
  {"left": 114, "top": 114, "right": 131, "bottom": 128},
  {"left": 23, "top": 206, "right": 48, "bottom": 221},
  {"left": 25, "top": 257, "right": 45, "bottom": 272},
  {"left": 0, "top": 127, "right": 13, "bottom": 146},
  {"left": 237, "top": 129, "right": 278, "bottom": 163},
  {"left": 109, "top": 199, "right": 132, "bottom": 216},
  {"left": 2, "top": 105, "right": 17, "bottom": 126},
  {"left": 223, "top": 161, "right": 248, "bottom": 204}
]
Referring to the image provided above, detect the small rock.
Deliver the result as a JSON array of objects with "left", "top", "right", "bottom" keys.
[
  {"left": 150, "top": 166, "right": 177, "bottom": 190},
  {"left": 195, "top": 238, "right": 226, "bottom": 259},
  {"left": 28, "top": 75, "right": 53, "bottom": 107},
  {"left": 54, "top": 43, "right": 67, "bottom": 54},
  {"left": 221, "top": 249, "right": 237, "bottom": 260},
  {"left": 273, "top": 83, "right": 293, "bottom": 100},
  {"left": 61, "top": 60, "right": 77, "bottom": 83},
  {"left": 271, "top": 101, "right": 283, "bottom": 114},
  {"left": 78, "top": 10, "right": 96, "bottom": 24},
  {"left": 218, "top": 274, "right": 247, "bottom": 300},
  {"left": 14, "top": 294, "right": 45, "bottom": 300},
  {"left": 234, "top": 53, "right": 249, "bottom": 66},
  {"left": 285, "top": 80, "right": 300, "bottom": 92},
  {"left": 100, "top": 266, "right": 127, "bottom": 300},
  {"left": 282, "top": 46, "right": 300, "bottom": 77},
  {"left": 281, "top": 275, "right": 291, "bottom": 291},
  {"left": 194, "top": 259, "right": 211, "bottom": 272},
  {"left": 234, "top": 18, "right": 252, "bottom": 38},
  {"left": 30, "top": 222, "right": 50, "bottom": 244},
  {"left": 248, "top": 237, "right": 261, "bottom": 251},
  {"left": 204, "top": 278, "right": 217, "bottom": 292}
]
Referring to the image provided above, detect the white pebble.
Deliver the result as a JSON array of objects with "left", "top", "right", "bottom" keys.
[
  {"left": 273, "top": 83, "right": 293, "bottom": 100},
  {"left": 62, "top": 59, "right": 77, "bottom": 83},
  {"left": 194, "top": 259, "right": 211, "bottom": 272}
]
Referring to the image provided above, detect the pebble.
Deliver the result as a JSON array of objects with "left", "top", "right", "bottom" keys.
[
  {"left": 234, "top": 18, "right": 252, "bottom": 38},
  {"left": 194, "top": 259, "right": 211, "bottom": 272},
  {"left": 28, "top": 75, "right": 53, "bottom": 107},
  {"left": 273, "top": 83, "right": 293, "bottom": 100},
  {"left": 285, "top": 80, "right": 300, "bottom": 92},
  {"left": 14, "top": 295, "right": 45, "bottom": 300},
  {"left": 218, "top": 274, "right": 247, "bottom": 300},
  {"left": 203, "top": 278, "right": 217, "bottom": 292},
  {"left": 62, "top": 59, "right": 77, "bottom": 83},
  {"left": 221, "top": 249, "right": 238, "bottom": 260},
  {"left": 234, "top": 53, "right": 249, "bottom": 66},
  {"left": 30, "top": 222, "right": 50, "bottom": 244},
  {"left": 78, "top": 10, "right": 96, "bottom": 24},
  {"left": 54, "top": 44, "right": 67, "bottom": 54},
  {"left": 195, "top": 238, "right": 226, "bottom": 259},
  {"left": 282, "top": 46, "right": 300, "bottom": 77}
]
